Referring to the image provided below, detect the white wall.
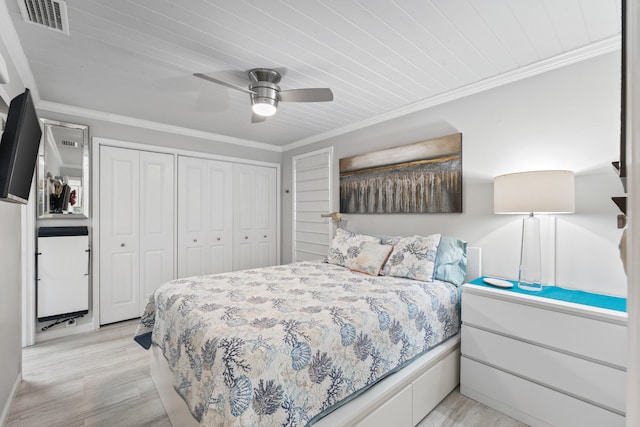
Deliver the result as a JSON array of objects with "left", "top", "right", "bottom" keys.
[
  {"left": 0, "top": 201, "right": 22, "bottom": 423},
  {"left": 282, "top": 52, "right": 627, "bottom": 297},
  {"left": 0, "top": 19, "right": 25, "bottom": 423}
]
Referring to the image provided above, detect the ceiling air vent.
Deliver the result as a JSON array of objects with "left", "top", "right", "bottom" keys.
[{"left": 18, "top": 0, "right": 70, "bottom": 35}]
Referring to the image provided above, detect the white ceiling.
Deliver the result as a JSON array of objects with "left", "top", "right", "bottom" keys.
[{"left": 5, "top": 0, "right": 621, "bottom": 150}]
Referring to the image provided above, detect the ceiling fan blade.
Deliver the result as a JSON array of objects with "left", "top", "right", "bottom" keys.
[
  {"left": 194, "top": 73, "right": 255, "bottom": 95},
  {"left": 251, "top": 113, "right": 267, "bottom": 124},
  {"left": 279, "top": 88, "right": 334, "bottom": 103}
]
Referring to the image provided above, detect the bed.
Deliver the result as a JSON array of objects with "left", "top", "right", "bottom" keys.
[{"left": 135, "top": 231, "right": 480, "bottom": 426}]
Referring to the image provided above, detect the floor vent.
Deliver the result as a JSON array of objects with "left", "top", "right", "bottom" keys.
[{"left": 18, "top": 0, "right": 70, "bottom": 35}]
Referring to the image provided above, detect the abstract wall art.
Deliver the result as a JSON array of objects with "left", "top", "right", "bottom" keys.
[{"left": 339, "top": 133, "right": 462, "bottom": 214}]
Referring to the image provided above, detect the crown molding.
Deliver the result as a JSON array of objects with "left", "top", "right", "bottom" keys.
[
  {"left": 282, "top": 36, "right": 621, "bottom": 152},
  {"left": 37, "top": 101, "right": 283, "bottom": 153}
]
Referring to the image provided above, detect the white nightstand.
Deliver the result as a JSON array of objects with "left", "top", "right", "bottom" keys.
[{"left": 460, "top": 280, "right": 627, "bottom": 427}]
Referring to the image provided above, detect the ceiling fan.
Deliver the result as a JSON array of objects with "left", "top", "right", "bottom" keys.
[{"left": 194, "top": 68, "right": 333, "bottom": 123}]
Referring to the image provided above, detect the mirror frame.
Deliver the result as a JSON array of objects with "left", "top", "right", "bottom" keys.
[{"left": 37, "top": 119, "right": 90, "bottom": 219}]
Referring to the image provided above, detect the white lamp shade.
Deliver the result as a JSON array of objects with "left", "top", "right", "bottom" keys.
[{"left": 494, "top": 170, "right": 575, "bottom": 214}]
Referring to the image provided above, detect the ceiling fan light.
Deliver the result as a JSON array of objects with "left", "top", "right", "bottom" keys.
[{"left": 251, "top": 98, "right": 278, "bottom": 116}]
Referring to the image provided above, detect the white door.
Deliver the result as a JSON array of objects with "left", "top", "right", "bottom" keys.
[
  {"left": 253, "top": 165, "right": 277, "bottom": 268},
  {"left": 100, "top": 146, "right": 174, "bottom": 324},
  {"left": 234, "top": 164, "right": 256, "bottom": 271},
  {"left": 139, "top": 151, "right": 174, "bottom": 309},
  {"left": 206, "top": 160, "right": 233, "bottom": 274},
  {"left": 233, "top": 164, "right": 277, "bottom": 270},
  {"left": 178, "top": 156, "right": 233, "bottom": 278},
  {"left": 100, "top": 146, "right": 140, "bottom": 324},
  {"left": 178, "top": 156, "right": 207, "bottom": 278},
  {"left": 292, "top": 147, "right": 334, "bottom": 262}
]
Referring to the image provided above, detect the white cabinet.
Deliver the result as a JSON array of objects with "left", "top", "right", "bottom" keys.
[
  {"left": 37, "top": 227, "right": 90, "bottom": 321},
  {"left": 177, "top": 156, "right": 233, "bottom": 278},
  {"left": 233, "top": 163, "right": 277, "bottom": 270},
  {"left": 100, "top": 146, "right": 174, "bottom": 324},
  {"left": 460, "top": 283, "right": 627, "bottom": 427}
]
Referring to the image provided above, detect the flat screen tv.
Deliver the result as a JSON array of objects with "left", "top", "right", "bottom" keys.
[{"left": 0, "top": 88, "right": 42, "bottom": 204}]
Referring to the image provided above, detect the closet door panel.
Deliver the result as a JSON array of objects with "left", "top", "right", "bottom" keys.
[
  {"left": 184, "top": 246, "right": 206, "bottom": 277},
  {"left": 233, "top": 165, "right": 255, "bottom": 270},
  {"left": 100, "top": 146, "right": 140, "bottom": 324},
  {"left": 254, "top": 166, "right": 277, "bottom": 267},
  {"left": 235, "top": 243, "right": 254, "bottom": 271},
  {"left": 233, "top": 164, "right": 277, "bottom": 270},
  {"left": 256, "top": 241, "right": 273, "bottom": 268},
  {"left": 207, "top": 161, "right": 233, "bottom": 274},
  {"left": 236, "top": 166, "right": 252, "bottom": 271},
  {"left": 111, "top": 253, "right": 137, "bottom": 304},
  {"left": 178, "top": 157, "right": 207, "bottom": 278},
  {"left": 140, "top": 151, "right": 174, "bottom": 304},
  {"left": 235, "top": 166, "right": 254, "bottom": 236}
]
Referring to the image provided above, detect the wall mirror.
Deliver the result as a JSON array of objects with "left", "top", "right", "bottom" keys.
[{"left": 37, "top": 119, "right": 89, "bottom": 218}]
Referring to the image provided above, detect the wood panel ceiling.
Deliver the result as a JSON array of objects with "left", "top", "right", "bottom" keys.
[{"left": 5, "top": 0, "right": 621, "bottom": 149}]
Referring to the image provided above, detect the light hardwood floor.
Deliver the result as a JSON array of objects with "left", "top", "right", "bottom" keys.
[{"left": 7, "top": 320, "right": 527, "bottom": 427}]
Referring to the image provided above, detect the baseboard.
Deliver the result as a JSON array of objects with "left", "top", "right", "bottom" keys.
[
  {"left": 0, "top": 372, "right": 21, "bottom": 427},
  {"left": 35, "top": 321, "right": 95, "bottom": 343}
]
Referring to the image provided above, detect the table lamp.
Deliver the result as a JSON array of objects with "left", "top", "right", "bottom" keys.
[{"left": 494, "top": 170, "right": 575, "bottom": 291}]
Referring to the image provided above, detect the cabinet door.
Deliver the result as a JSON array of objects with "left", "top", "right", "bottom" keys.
[
  {"left": 178, "top": 157, "right": 233, "bottom": 278},
  {"left": 100, "top": 146, "right": 140, "bottom": 324},
  {"left": 37, "top": 235, "right": 89, "bottom": 319},
  {"left": 139, "top": 151, "right": 175, "bottom": 309},
  {"left": 233, "top": 164, "right": 277, "bottom": 270}
]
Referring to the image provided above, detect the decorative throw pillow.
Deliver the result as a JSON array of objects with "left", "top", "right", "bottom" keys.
[
  {"left": 382, "top": 234, "right": 442, "bottom": 282},
  {"left": 349, "top": 242, "right": 394, "bottom": 276},
  {"left": 434, "top": 236, "right": 468, "bottom": 286},
  {"left": 381, "top": 235, "right": 402, "bottom": 246},
  {"left": 325, "top": 228, "right": 381, "bottom": 268}
]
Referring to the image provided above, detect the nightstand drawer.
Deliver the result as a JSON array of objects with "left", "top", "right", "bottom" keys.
[
  {"left": 462, "top": 290, "right": 626, "bottom": 368},
  {"left": 462, "top": 325, "right": 626, "bottom": 413},
  {"left": 461, "top": 357, "right": 625, "bottom": 427}
]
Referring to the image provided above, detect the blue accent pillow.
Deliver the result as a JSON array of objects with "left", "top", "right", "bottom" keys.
[{"left": 434, "top": 236, "right": 467, "bottom": 286}]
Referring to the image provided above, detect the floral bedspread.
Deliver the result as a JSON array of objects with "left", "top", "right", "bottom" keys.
[{"left": 134, "top": 261, "right": 460, "bottom": 426}]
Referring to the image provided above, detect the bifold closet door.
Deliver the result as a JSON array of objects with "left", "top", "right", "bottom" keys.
[
  {"left": 100, "top": 146, "right": 174, "bottom": 324},
  {"left": 177, "top": 156, "right": 233, "bottom": 278},
  {"left": 139, "top": 151, "right": 175, "bottom": 305},
  {"left": 233, "top": 164, "right": 277, "bottom": 270}
]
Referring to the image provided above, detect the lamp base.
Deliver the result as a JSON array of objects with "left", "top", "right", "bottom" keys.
[{"left": 518, "top": 213, "right": 542, "bottom": 291}]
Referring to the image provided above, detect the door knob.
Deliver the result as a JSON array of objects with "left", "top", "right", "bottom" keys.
[
  {"left": 245, "top": 236, "right": 248, "bottom": 239},
  {"left": 264, "top": 235, "right": 267, "bottom": 238},
  {"left": 217, "top": 237, "right": 221, "bottom": 241},
  {"left": 120, "top": 243, "right": 125, "bottom": 247}
]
